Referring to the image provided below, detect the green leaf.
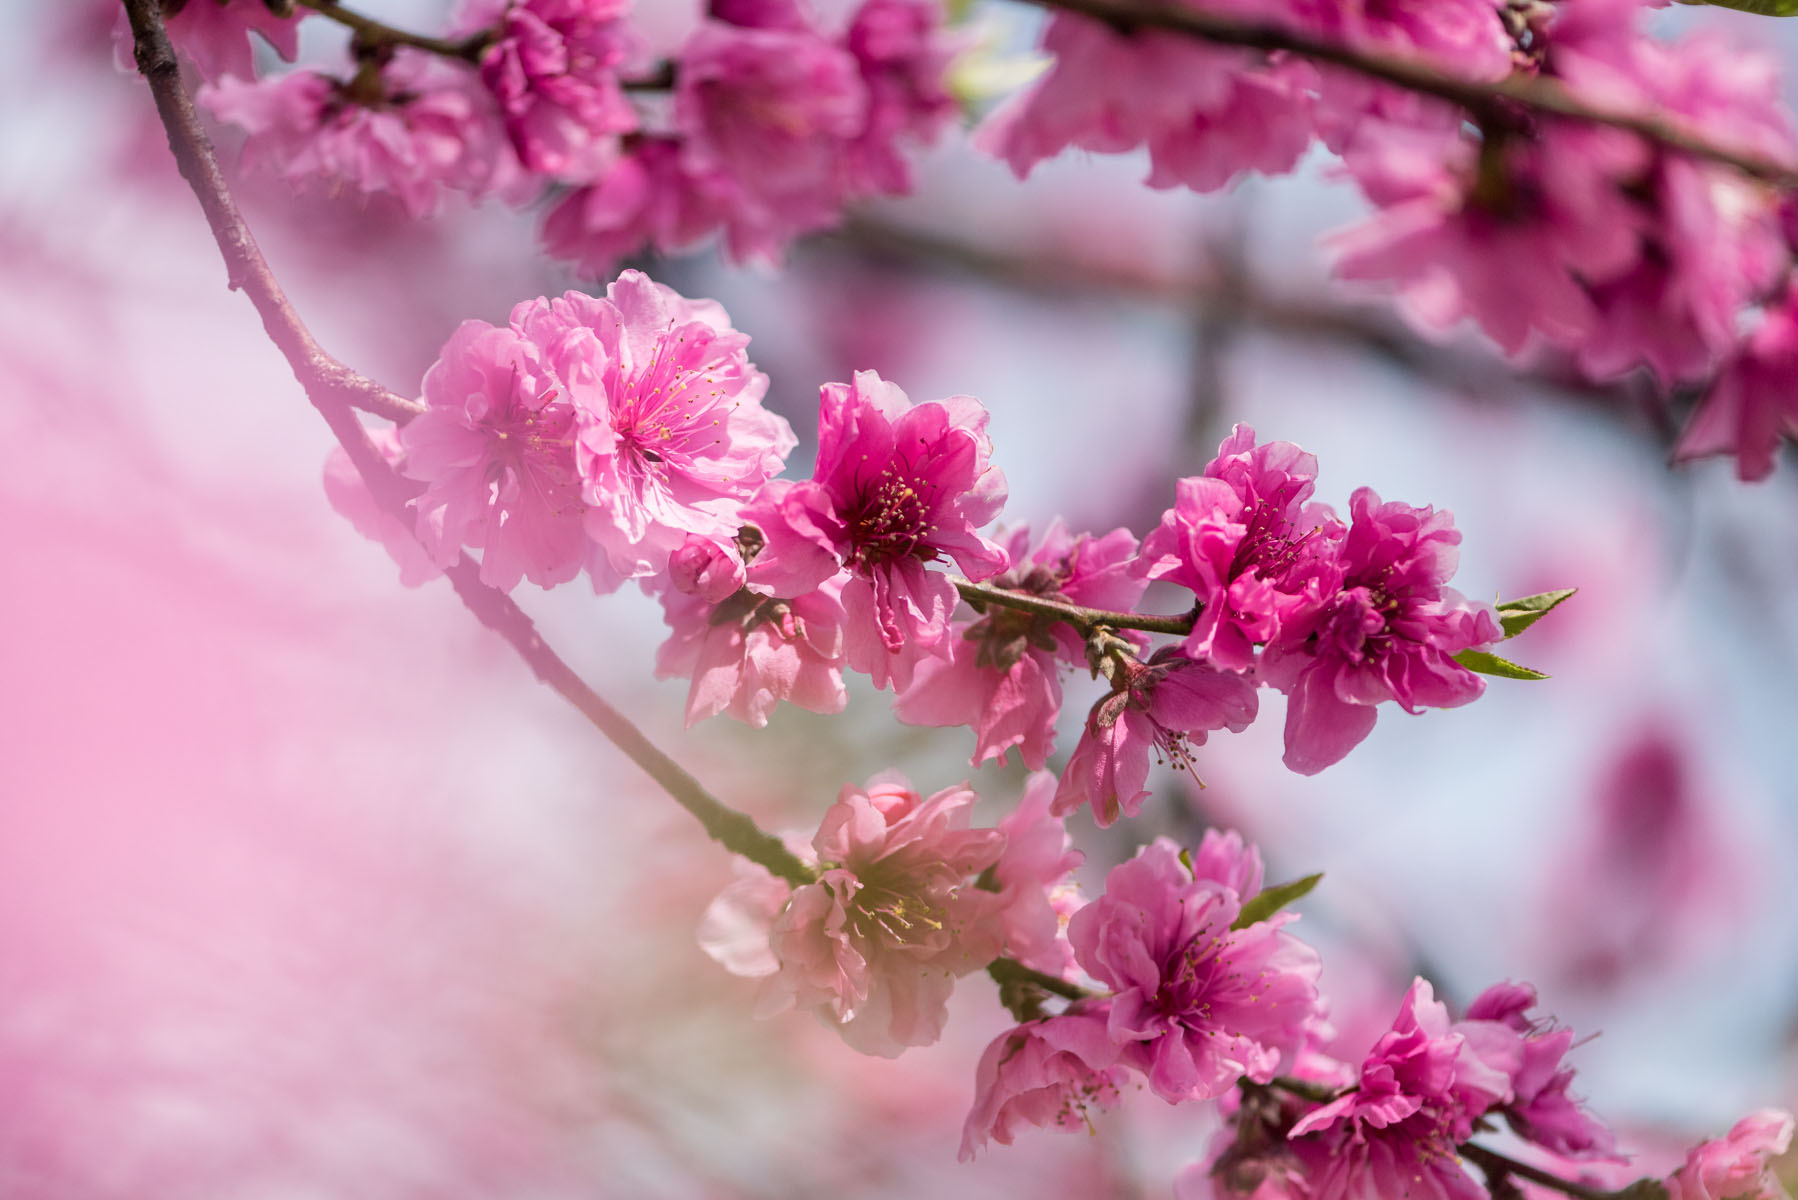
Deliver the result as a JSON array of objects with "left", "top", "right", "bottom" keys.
[
  {"left": 1178, "top": 847, "right": 1195, "bottom": 876},
  {"left": 1676, "top": 0, "right": 1798, "bottom": 15},
  {"left": 1232, "top": 873, "right": 1323, "bottom": 930},
  {"left": 1454, "top": 649, "right": 1550, "bottom": 680},
  {"left": 1494, "top": 588, "right": 1577, "bottom": 639}
]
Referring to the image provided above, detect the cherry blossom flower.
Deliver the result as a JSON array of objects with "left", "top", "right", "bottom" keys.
[
  {"left": 1454, "top": 981, "right": 1617, "bottom": 1160},
  {"left": 744, "top": 370, "right": 1008, "bottom": 692},
  {"left": 1664, "top": 1111, "right": 1796, "bottom": 1200},
  {"left": 1138, "top": 424, "right": 1342, "bottom": 673},
  {"left": 117, "top": 0, "right": 300, "bottom": 82},
  {"left": 1259, "top": 488, "right": 1500, "bottom": 776},
  {"left": 894, "top": 522, "right": 1144, "bottom": 769},
  {"left": 989, "top": 771, "right": 1083, "bottom": 976},
  {"left": 540, "top": 137, "right": 730, "bottom": 274},
  {"left": 1052, "top": 651, "right": 1258, "bottom": 827},
  {"left": 958, "top": 1004, "right": 1127, "bottom": 1160},
  {"left": 509, "top": 273, "right": 794, "bottom": 589},
  {"left": 202, "top": 51, "right": 520, "bottom": 217},
  {"left": 458, "top": 0, "right": 638, "bottom": 181},
  {"left": 703, "top": 774, "right": 1007, "bottom": 1057},
  {"left": 321, "top": 430, "right": 442, "bottom": 589},
  {"left": 842, "top": 0, "right": 961, "bottom": 195},
  {"left": 1677, "top": 284, "right": 1798, "bottom": 481},
  {"left": 1067, "top": 838, "right": 1322, "bottom": 1103}
]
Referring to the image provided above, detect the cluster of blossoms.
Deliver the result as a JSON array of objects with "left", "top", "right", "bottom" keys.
[
  {"left": 337, "top": 272, "right": 1534, "bottom": 817},
  {"left": 984, "top": 0, "right": 1798, "bottom": 478},
  {"left": 152, "top": 0, "right": 956, "bottom": 264}
]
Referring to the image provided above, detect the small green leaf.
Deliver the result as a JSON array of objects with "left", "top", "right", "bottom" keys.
[
  {"left": 1178, "top": 847, "right": 1195, "bottom": 876},
  {"left": 1676, "top": 0, "right": 1798, "bottom": 15},
  {"left": 1454, "top": 649, "right": 1550, "bottom": 680},
  {"left": 1233, "top": 873, "right": 1323, "bottom": 930},
  {"left": 1494, "top": 587, "right": 1577, "bottom": 639}
]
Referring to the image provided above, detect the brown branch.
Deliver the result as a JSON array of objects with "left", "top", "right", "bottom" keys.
[
  {"left": 1021, "top": 0, "right": 1798, "bottom": 189},
  {"left": 1461, "top": 1143, "right": 1664, "bottom": 1200},
  {"left": 296, "top": 0, "right": 493, "bottom": 63},
  {"left": 121, "top": 0, "right": 812, "bottom": 890},
  {"left": 952, "top": 575, "right": 1197, "bottom": 637}
]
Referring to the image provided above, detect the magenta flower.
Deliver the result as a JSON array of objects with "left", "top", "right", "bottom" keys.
[
  {"left": 1138, "top": 424, "right": 1342, "bottom": 673},
  {"left": 1677, "top": 285, "right": 1798, "bottom": 481},
  {"left": 655, "top": 566, "right": 848, "bottom": 728},
  {"left": 745, "top": 370, "right": 1008, "bottom": 692},
  {"left": 202, "top": 51, "right": 520, "bottom": 217},
  {"left": 990, "top": 771, "right": 1083, "bottom": 976},
  {"left": 1664, "top": 1111, "right": 1796, "bottom": 1200},
  {"left": 400, "top": 313, "right": 588, "bottom": 590},
  {"left": 958, "top": 1005, "right": 1126, "bottom": 1160},
  {"left": 674, "top": 19, "right": 868, "bottom": 261},
  {"left": 895, "top": 522, "right": 1145, "bottom": 769},
  {"left": 732, "top": 774, "right": 1006, "bottom": 1057},
  {"left": 842, "top": 0, "right": 960, "bottom": 195},
  {"left": 509, "top": 273, "right": 793, "bottom": 589},
  {"left": 1259, "top": 488, "right": 1500, "bottom": 776},
  {"left": 540, "top": 137, "right": 730, "bottom": 274},
  {"left": 1052, "top": 651, "right": 1259, "bottom": 828},
  {"left": 321, "top": 430, "right": 442, "bottom": 589},
  {"left": 1067, "top": 838, "right": 1322, "bottom": 1103},
  {"left": 459, "top": 0, "right": 638, "bottom": 180},
  {"left": 118, "top": 0, "right": 300, "bottom": 82},
  {"left": 977, "top": 14, "right": 1315, "bottom": 194},
  {"left": 1454, "top": 981, "right": 1618, "bottom": 1161},
  {"left": 1288, "top": 979, "right": 1512, "bottom": 1200}
]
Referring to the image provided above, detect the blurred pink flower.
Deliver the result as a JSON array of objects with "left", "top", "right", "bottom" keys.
[
  {"left": 539, "top": 137, "right": 730, "bottom": 273},
  {"left": 1677, "top": 284, "right": 1798, "bottom": 481},
  {"left": 1665, "top": 1111, "right": 1795, "bottom": 1200},
  {"left": 321, "top": 430, "right": 442, "bottom": 588},
  {"left": 990, "top": 771, "right": 1083, "bottom": 975},
  {"left": 115, "top": 0, "right": 299, "bottom": 82}
]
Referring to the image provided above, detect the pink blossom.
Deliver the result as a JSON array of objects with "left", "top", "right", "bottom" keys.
[
  {"left": 990, "top": 771, "right": 1083, "bottom": 976},
  {"left": 459, "top": 0, "right": 638, "bottom": 180},
  {"left": 958, "top": 1005, "right": 1127, "bottom": 1160},
  {"left": 842, "top": 0, "right": 960, "bottom": 195},
  {"left": 1067, "top": 838, "right": 1322, "bottom": 1103},
  {"left": 749, "top": 774, "right": 1007, "bottom": 1056},
  {"left": 1138, "top": 424, "right": 1341, "bottom": 673},
  {"left": 509, "top": 273, "right": 793, "bottom": 588},
  {"left": 1259, "top": 488, "right": 1499, "bottom": 776},
  {"left": 1288, "top": 979, "right": 1512, "bottom": 1200},
  {"left": 400, "top": 314, "right": 588, "bottom": 590},
  {"left": 117, "top": 0, "right": 300, "bottom": 82},
  {"left": 977, "top": 14, "right": 1315, "bottom": 194},
  {"left": 1052, "top": 652, "right": 1259, "bottom": 828},
  {"left": 1664, "top": 1111, "right": 1795, "bottom": 1200},
  {"left": 1455, "top": 982, "right": 1617, "bottom": 1160},
  {"left": 202, "top": 51, "right": 520, "bottom": 217},
  {"left": 744, "top": 370, "right": 1008, "bottom": 692},
  {"left": 674, "top": 19, "right": 869, "bottom": 261},
  {"left": 655, "top": 571, "right": 849, "bottom": 728},
  {"left": 321, "top": 430, "right": 442, "bottom": 588},
  {"left": 1677, "top": 285, "right": 1798, "bottom": 481},
  {"left": 894, "top": 522, "right": 1144, "bottom": 769},
  {"left": 540, "top": 137, "right": 730, "bottom": 274}
]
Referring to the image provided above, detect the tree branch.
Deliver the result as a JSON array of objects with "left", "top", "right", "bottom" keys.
[
  {"left": 952, "top": 575, "right": 1197, "bottom": 637},
  {"left": 1019, "top": 0, "right": 1798, "bottom": 189},
  {"left": 1461, "top": 1143, "right": 1664, "bottom": 1200},
  {"left": 296, "top": 0, "right": 493, "bottom": 62}
]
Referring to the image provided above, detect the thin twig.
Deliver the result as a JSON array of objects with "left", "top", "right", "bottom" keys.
[
  {"left": 953, "top": 575, "right": 1197, "bottom": 637},
  {"left": 1461, "top": 1142, "right": 1660, "bottom": 1200},
  {"left": 986, "top": 957, "right": 1095, "bottom": 1002},
  {"left": 296, "top": 0, "right": 493, "bottom": 62},
  {"left": 1020, "top": 0, "right": 1798, "bottom": 189}
]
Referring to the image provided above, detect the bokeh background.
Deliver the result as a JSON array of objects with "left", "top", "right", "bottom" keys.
[{"left": 3, "top": 1, "right": 1797, "bottom": 1195}]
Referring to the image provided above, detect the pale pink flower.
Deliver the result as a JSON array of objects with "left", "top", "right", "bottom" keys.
[
  {"left": 990, "top": 771, "right": 1083, "bottom": 976},
  {"left": 655, "top": 570, "right": 849, "bottom": 727},
  {"left": 508, "top": 273, "right": 793, "bottom": 589},
  {"left": 1677, "top": 285, "right": 1798, "bottom": 481},
  {"left": 116, "top": 0, "right": 300, "bottom": 82},
  {"left": 202, "top": 51, "right": 520, "bottom": 217},
  {"left": 1664, "top": 1111, "right": 1795, "bottom": 1200},
  {"left": 958, "top": 1005, "right": 1126, "bottom": 1160},
  {"left": 1288, "top": 979, "right": 1512, "bottom": 1200},
  {"left": 400, "top": 315, "right": 588, "bottom": 590},
  {"left": 459, "top": 0, "right": 638, "bottom": 180},
  {"left": 321, "top": 430, "right": 442, "bottom": 588},
  {"left": 1052, "top": 651, "right": 1259, "bottom": 828},
  {"left": 977, "top": 14, "right": 1315, "bottom": 194},
  {"left": 744, "top": 370, "right": 1008, "bottom": 692},
  {"left": 749, "top": 774, "right": 1007, "bottom": 1057},
  {"left": 674, "top": 19, "right": 868, "bottom": 261},
  {"left": 1259, "top": 488, "right": 1499, "bottom": 776},
  {"left": 1138, "top": 424, "right": 1342, "bottom": 673},
  {"left": 539, "top": 137, "right": 730, "bottom": 274},
  {"left": 1067, "top": 838, "right": 1322, "bottom": 1103},
  {"left": 894, "top": 522, "right": 1144, "bottom": 769},
  {"left": 1454, "top": 981, "right": 1617, "bottom": 1160}
]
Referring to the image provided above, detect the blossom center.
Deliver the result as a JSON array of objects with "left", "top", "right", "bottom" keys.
[{"left": 845, "top": 465, "right": 938, "bottom": 568}]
